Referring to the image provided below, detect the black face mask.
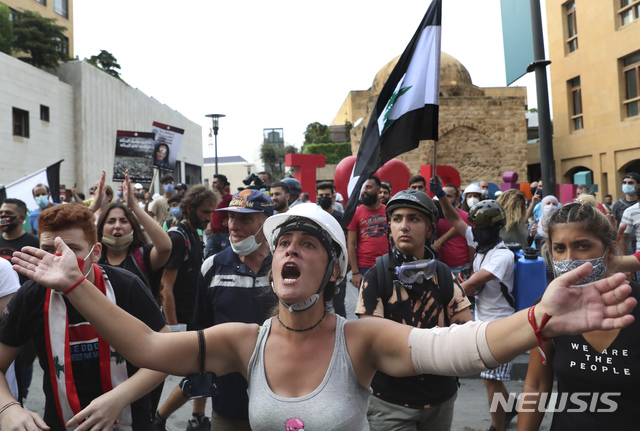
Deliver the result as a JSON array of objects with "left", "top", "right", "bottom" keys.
[
  {"left": 318, "top": 196, "right": 332, "bottom": 210},
  {"left": 472, "top": 226, "right": 502, "bottom": 253},
  {"left": 362, "top": 194, "right": 378, "bottom": 206},
  {"left": 0, "top": 216, "right": 19, "bottom": 232},
  {"left": 530, "top": 187, "right": 537, "bottom": 196}
]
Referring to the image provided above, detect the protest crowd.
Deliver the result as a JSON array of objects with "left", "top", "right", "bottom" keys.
[{"left": 0, "top": 161, "right": 638, "bottom": 431}]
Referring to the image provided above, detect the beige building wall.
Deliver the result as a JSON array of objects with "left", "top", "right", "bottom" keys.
[
  {"left": 334, "top": 53, "right": 529, "bottom": 188},
  {"left": 203, "top": 162, "right": 255, "bottom": 193},
  {"left": 4, "top": 0, "right": 74, "bottom": 58},
  {"left": 545, "top": 0, "right": 640, "bottom": 200}
]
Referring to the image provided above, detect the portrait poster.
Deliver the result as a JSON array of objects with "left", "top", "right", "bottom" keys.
[
  {"left": 151, "top": 122, "right": 185, "bottom": 172},
  {"left": 113, "top": 131, "right": 156, "bottom": 182}
]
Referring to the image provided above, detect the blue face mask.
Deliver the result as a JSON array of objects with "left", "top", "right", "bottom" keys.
[
  {"left": 35, "top": 195, "right": 50, "bottom": 209},
  {"left": 622, "top": 184, "right": 636, "bottom": 195},
  {"left": 164, "top": 184, "right": 175, "bottom": 194},
  {"left": 170, "top": 206, "right": 182, "bottom": 218}
]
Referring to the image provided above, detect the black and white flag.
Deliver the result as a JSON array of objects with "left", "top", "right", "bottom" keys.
[{"left": 342, "top": 0, "right": 441, "bottom": 227}]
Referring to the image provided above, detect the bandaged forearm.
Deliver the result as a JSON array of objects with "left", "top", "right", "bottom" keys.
[{"left": 408, "top": 321, "right": 500, "bottom": 376}]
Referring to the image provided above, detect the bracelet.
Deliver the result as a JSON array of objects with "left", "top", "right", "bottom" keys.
[
  {"left": 528, "top": 305, "right": 552, "bottom": 365},
  {"left": 634, "top": 251, "right": 640, "bottom": 263},
  {"left": 64, "top": 276, "right": 87, "bottom": 296},
  {"left": 352, "top": 272, "right": 360, "bottom": 275},
  {"left": 436, "top": 189, "right": 446, "bottom": 198},
  {"left": 0, "top": 401, "right": 20, "bottom": 415}
]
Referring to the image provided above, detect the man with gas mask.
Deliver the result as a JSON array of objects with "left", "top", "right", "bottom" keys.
[
  {"left": 356, "top": 189, "right": 472, "bottom": 431},
  {"left": 191, "top": 189, "right": 277, "bottom": 430},
  {"left": 431, "top": 176, "right": 516, "bottom": 431},
  {"left": 316, "top": 182, "right": 346, "bottom": 318},
  {"left": 153, "top": 185, "right": 217, "bottom": 431}
]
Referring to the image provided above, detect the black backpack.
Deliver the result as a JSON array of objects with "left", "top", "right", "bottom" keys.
[{"left": 374, "top": 254, "right": 457, "bottom": 325}]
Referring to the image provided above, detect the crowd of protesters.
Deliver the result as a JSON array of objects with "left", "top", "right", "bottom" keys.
[{"left": 0, "top": 167, "right": 639, "bottom": 431}]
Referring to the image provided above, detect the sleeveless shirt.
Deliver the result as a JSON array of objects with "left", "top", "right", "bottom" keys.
[{"left": 247, "top": 315, "right": 372, "bottom": 430}]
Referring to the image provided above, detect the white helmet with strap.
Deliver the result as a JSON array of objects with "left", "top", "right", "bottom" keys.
[{"left": 263, "top": 203, "right": 348, "bottom": 312}]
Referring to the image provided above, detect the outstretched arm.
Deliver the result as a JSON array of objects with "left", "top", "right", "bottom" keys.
[{"left": 11, "top": 239, "right": 250, "bottom": 379}]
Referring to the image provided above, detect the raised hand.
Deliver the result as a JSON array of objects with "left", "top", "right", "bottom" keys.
[
  {"left": 11, "top": 237, "right": 83, "bottom": 292},
  {"left": 429, "top": 176, "right": 443, "bottom": 197},
  {"left": 123, "top": 170, "right": 138, "bottom": 208},
  {"left": 538, "top": 262, "right": 636, "bottom": 337}
]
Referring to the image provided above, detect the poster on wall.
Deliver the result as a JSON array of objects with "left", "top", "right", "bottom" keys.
[
  {"left": 151, "top": 122, "right": 185, "bottom": 172},
  {"left": 113, "top": 131, "right": 155, "bottom": 182}
]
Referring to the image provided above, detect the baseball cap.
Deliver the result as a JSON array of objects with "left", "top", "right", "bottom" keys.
[
  {"left": 175, "top": 183, "right": 187, "bottom": 191},
  {"left": 623, "top": 172, "right": 640, "bottom": 183},
  {"left": 217, "top": 189, "right": 274, "bottom": 216},
  {"left": 134, "top": 183, "right": 144, "bottom": 190}
]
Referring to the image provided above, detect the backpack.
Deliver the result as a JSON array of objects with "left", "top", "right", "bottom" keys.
[
  {"left": 374, "top": 254, "right": 456, "bottom": 325},
  {"left": 479, "top": 245, "right": 517, "bottom": 310},
  {"left": 168, "top": 224, "right": 192, "bottom": 262}
]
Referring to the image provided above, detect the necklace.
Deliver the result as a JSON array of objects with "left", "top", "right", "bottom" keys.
[{"left": 277, "top": 309, "right": 327, "bottom": 332}]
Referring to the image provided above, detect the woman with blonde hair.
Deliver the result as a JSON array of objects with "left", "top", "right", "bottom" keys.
[{"left": 496, "top": 189, "right": 528, "bottom": 249}]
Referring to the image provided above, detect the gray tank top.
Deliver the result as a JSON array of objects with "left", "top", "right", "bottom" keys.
[{"left": 247, "top": 315, "right": 372, "bottom": 430}]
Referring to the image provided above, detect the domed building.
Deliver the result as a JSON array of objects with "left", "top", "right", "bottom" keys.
[{"left": 331, "top": 53, "right": 529, "bottom": 187}]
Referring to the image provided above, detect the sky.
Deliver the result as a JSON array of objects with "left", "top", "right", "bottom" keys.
[{"left": 73, "top": 0, "right": 549, "bottom": 167}]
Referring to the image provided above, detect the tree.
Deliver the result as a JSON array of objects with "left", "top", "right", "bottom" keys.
[
  {"left": 302, "top": 142, "right": 351, "bottom": 165},
  {"left": 86, "top": 50, "right": 122, "bottom": 79},
  {"left": 0, "top": 4, "right": 12, "bottom": 55},
  {"left": 303, "top": 122, "right": 332, "bottom": 145},
  {"left": 12, "top": 9, "right": 69, "bottom": 68},
  {"left": 260, "top": 143, "right": 298, "bottom": 181}
]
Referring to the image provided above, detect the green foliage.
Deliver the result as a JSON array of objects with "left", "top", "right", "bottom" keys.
[
  {"left": 304, "top": 122, "right": 332, "bottom": 145},
  {"left": 0, "top": 5, "right": 12, "bottom": 55},
  {"left": 12, "top": 9, "right": 69, "bottom": 68},
  {"left": 302, "top": 142, "right": 352, "bottom": 165},
  {"left": 260, "top": 143, "right": 298, "bottom": 180},
  {"left": 86, "top": 49, "right": 122, "bottom": 80}
]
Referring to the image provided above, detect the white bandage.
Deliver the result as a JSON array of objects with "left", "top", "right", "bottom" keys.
[{"left": 408, "top": 321, "right": 500, "bottom": 376}]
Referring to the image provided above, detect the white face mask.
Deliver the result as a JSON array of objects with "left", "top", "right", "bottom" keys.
[
  {"left": 230, "top": 235, "right": 262, "bottom": 256},
  {"left": 467, "top": 197, "right": 479, "bottom": 208}
]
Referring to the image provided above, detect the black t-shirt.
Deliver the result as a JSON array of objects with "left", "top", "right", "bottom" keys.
[
  {"left": 165, "top": 223, "right": 203, "bottom": 324},
  {"left": 0, "top": 232, "right": 40, "bottom": 284},
  {"left": 549, "top": 282, "right": 640, "bottom": 430},
  {"left": 98, "top": 244, "right": 164, "bottom": 301},
  {"left": 0, "top": 266, "right": 166, "bottom": 431}
]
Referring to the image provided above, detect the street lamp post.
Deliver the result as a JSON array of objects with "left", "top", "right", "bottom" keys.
[{"left": 205, "top": 114, "right": 226, "bottom": 175}]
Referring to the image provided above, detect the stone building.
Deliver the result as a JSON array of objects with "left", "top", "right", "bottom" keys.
[{"left": 332, "top": 53, "right": 529, "bottom": 188}]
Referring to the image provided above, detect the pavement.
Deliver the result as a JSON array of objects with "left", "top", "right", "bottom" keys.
[{"left": 23, "top": 272, "right": 554, "bottom": 431}]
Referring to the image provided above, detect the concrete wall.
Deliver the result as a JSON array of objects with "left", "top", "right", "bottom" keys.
[
  {"left": 203, "top": 162, "right": 255, "bottom": 193},
  {"left": 1, "top": 53, "right": 203, "bottom": 196}
]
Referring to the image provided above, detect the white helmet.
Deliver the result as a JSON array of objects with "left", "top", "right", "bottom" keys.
[
  {"left": 263, "top": 203, "right": 347, "bottom": 284},
  {"left": 463, "top": 184, "right": 483, "bottom": 195}
]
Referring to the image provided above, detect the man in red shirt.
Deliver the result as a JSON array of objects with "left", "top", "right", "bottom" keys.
[
  {"left": 205, "top": 174, "right": 233, "bottom": 257},
  {"left": 433, "top": 184, "right": 473, "bottom": 278},
  {"left": 347, "top": 175, "right": 389, "bottom": 288}
]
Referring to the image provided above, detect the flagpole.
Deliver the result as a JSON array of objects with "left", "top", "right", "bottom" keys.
[{"left": 433, "top": 140, "right": 438, "bottom": 181}]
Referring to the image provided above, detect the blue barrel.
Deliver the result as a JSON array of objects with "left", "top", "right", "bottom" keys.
[{"left": 514, "top": 247, "right": 547, "bottom": 311}]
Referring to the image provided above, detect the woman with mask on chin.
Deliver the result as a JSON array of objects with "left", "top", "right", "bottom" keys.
[
  {"left": 11, "top": 203, "right": 638, "bottom": 431},
  {"left": 518, "top": 194, "right": 640, "bottom": 431},
  {"left": 96, "top": 170, "right": 171, "bottom": 304}
]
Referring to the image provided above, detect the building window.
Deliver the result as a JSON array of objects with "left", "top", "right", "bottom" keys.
[
  {"left": 34, "top": 0, "right": 46, "bottom": 5},
  {"left": 40, "top": 105, "right": 50, "bottom": 122},
  {"left": 54, "top": 0, "right": 68, "bottom": 18},
  {"left": 55, "top": 36, "right": 69, "bottom": 57},
  {"left": 620, "top": 0, "right": 640, "bottom": 26},
  {"left": 623, "top": 52, "right": 640, "bottom": 118},
  {"left": 12, "top": 108, "right": 29, "bottom": 138},
  {"left": 570, "top": 77, "right": 583, "bottom": 130},
  {"left": 565, "top": 1, "right": 578, "bottom": 53}
]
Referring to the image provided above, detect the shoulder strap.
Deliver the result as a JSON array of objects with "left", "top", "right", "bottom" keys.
[
  {"left": 168, "top": 224, "right": 191, "bottom": 260},
  {"left": 130, "top": 247, "right": 151, "bottom": 290},
  {"left": 375, "top": 254, "right": 394, "bottom": 302},
  {"left": 435, "top": 262, "right": 454, "bottom": 326}
]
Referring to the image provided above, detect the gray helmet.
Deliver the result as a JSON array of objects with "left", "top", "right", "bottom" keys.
[
  {"left": 468, "top": 199, "right": 506, "bottom": 229},
  {"left": 385, "top": 189, "right": 439, "bottom": 224},
  {"left": 281, "top": 178, "right": 302, "bottom": 195}
]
